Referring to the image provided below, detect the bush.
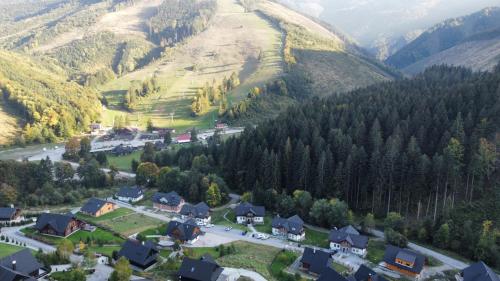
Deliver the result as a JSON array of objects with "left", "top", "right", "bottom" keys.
[{"left": 385, "top": 228, "right": 408, "bottom": 248}]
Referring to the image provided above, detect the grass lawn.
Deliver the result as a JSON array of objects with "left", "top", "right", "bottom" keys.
[
  {"left": 331, "top": 261, "right": 350, "bottom": 275},
  {"left": 107, "top": 150, "right": 141, "bottom": 172},
  {"left": 98, "top": 212, "right": 163, "bottom": 236},
  {"left": 254, "top": 215, "right": 273, "bottom": 233},
  {"left": 211, "top": 209, "right": 247, "bottom": 231},
  {"left": 367, "top": 240, "right": 386, "bottom": 264},
  {"left": 269, "top": 251, "right": 299, "bottom": 279},
  {"left": 303, "top": 228, "right": 330, "bottom": 248},
  {"left": 159, "top": 249, "right": 173, "bottom": 258},
  {"left": 0, "top": 243, "right": 27, "bottom": 258},
  {"left": 21, "top": 227, "right": 124, "bottom": 245},
  {"left": 139, "top": 224, "right": 167, "bottom": 237},
  {"left": 76, "top": 208, "right": 134, "bottom": 224},
  {"left": 87, "top": 245, "right": 121, "bottom": 257},
  {"left": 186, "top": 241, "right": 282, "bottom": 281}
]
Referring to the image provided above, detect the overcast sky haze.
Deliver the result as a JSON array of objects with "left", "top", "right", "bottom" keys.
[{"left": 278, "top": 0, "right": 500, "bottom": 46}]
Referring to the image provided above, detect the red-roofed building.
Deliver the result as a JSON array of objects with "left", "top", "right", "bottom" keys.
[{"left": 176, "top": 133, "right": 191, "bottom": 144}]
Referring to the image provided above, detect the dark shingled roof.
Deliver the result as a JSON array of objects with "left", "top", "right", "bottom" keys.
[
  {"left": 117, "top": 240, "right": 158, "bottom": 269},
  {"left": 0, "top": 249, "right": 41, "bottom": 281},
  {"left": 0, "top": 266, "right": 35, "bottom": 281},
  {"left": 234, "top": 202, "right": 265, "bottom": 217},
  {"left": 178, "top": 254, "right": 224, "bottom": 281},
  {"left": 116, "top": 186, "right": 144, "bottom": 199},
  {"left": 80, "top": 198, "right": 112, "bottom": 215},
  {"left": 339, "top": 225, "right": 360, "bottom": 235},
  {"left": 301, "top": 247, "right": 332, "bottom": 275},
  {"left": 462, "top": 261, "right": 500, "bottom": 281},
  {"left": 166, "top": 219, "right": 200, "bottom": 242},
  {"left": 329, "top": 226, "right": 368, "bottom": 249},
  {"left": 34, "top": 213, "right": 76, "bottom": 236},
  {"left": 352, "top": 264, "right": 389, "bottom": 281},
  {"left": 180, "top": 202, "right": 210, "bottom": 219},
  {"left": 0, "top": 207, "right": 18, "bottom": 220},
  {"left": 383, "top": 245, "right": 424, "bottom": 274},
  {"left": 271, "top": 215, "right": 304, "bottom": 235},
  {"left": 317, "top": 266, "right": 347, "bottom": 281},
  {"left": 152, "top": 191, "right": 183, "bottom": 207}
]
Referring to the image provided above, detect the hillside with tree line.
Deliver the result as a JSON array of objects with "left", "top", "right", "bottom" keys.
[{"left": 157, "top": 65, "right": 500, "bottom": 267}]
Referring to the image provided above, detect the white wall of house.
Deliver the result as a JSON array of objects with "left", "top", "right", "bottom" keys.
[
  {"left": 182, "top": 215, "right": 211, "bottom": 226},
  {"left": 236, "top": 216, "right": 247, "bottom": 224},
  {"left": 288, "top": 232, "right": 305, "bottom": 242},
  {"left": 330, "top": 242, "right": 366, "bottom": 257},
  {"left": 117, "top": 194, "right": 143, "bottom": 203},
  {"left": 253, "top": 216, "right": 264, "bottom": 224}
]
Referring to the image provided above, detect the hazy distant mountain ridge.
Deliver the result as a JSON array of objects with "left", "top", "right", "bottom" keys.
[{"left": 386, "top": 7, "right": 500, "bottom": 70}]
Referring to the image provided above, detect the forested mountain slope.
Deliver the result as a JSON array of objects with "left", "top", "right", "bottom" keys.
[
  {"left": 0, "top": 50, "right": 101, "bottom": 144},
  {"left": 386, "top": 7, "right": 500, "bottom": 73},
  {"left": 172, "top": 65, "right": 500, "bottom": 267}
]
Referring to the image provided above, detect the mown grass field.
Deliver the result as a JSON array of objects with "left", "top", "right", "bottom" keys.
[
  {"left": 106, "top": 150, "right": 141, "bottom": 172},
  {"left": 21, "top": 227, "right": 124, "bottom": 245},
  {"left": 99, "top": 0, "right": 283, "bottom": 132},
  {"left": 187, "top": 241, "right": 283, "bottom": 281},
  {"left": 367, "top": 240, "right": 386, "bottom": 264},
  {"left": 97, "top": 212, "right": 163, "bottom": 236},
  {"left": 211, "top": 208, "right": 248, "bottom": 231},
  {"left": 0, "top": 243, "right": 27, "bottom": 258}
]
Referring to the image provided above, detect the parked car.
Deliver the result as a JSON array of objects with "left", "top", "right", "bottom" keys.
[
  {"left": 241, "top": 230, "right": 247, "bottom": 236},
  {"left": 205, "top": 224, "right": 215, "bottom": 228},
  {"left": 225, "top": 226, "right": 232, "bottom": 231}
]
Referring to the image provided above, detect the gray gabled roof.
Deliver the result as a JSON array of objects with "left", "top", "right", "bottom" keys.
[
  {"left": 383, "top": 245, "right": 424, "bottom": 274},
  {"left": 317, "top": 267, "right": 347, "bottom": 281},
  {"left": 352, "top": 264, "right": 389, "bottom": 281},
  {"left": 301, "top": 247, "right": 332, "bottom": 275},
  {"left": 462, "top": 261, "right": 500, "bottom": 281},
  {"left": 34, "top": 213, "right": 76, "bottom": 236},
  {"left": 339, "top": 225, "right": 360, "bottom": 235},
  {"left": 152, "top": 191, "right": 183, "bottom": 207},
  {"left": 0, "top": 208, "right": 18, "bottom": 220},
  {"left": 166, "top": 219, "right": 200, "bottom": 242},
  {"left": 0, "top": 249, "right": 41, "bottom": 280},
  {"left": 178, "top": 255, "right": 223, "bottom": 281},
  {"left": 80, "top": 198, "right": 113, "bottom": 215},
  {"left": 116, "top": 186, "right": 144, "bottom": 199},
  {"left": 234, "top": 202, "right": 265, "bottom": 217},
  {"left": 329, "top": 227, "right": 368, "bottom": 249},
  {"left": 117, "top": 240, "right": 158, "bottom": 268},
  {"left": 0, "top": 266, "right": 35, "bottom": 281},
  {"left": 271, "top": 215, "right": 304, "bottom": 235},
  {"left": 180, "top": 202, "right": 210, "bottom": 219}
]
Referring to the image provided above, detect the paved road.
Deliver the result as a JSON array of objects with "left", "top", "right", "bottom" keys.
[
  {"left": 370, "top": 229, "right": 469, "bottom": 270},
  {"left": 1, "top": 224, "right": 56, "bottom": 253},
  {"left": 211, "top": 193, "right": 240, "bottom": 211},
  {"left": 109, "top": 198, "right": 308, "bottom": 253}
]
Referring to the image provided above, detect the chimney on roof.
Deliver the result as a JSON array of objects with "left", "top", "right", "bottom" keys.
[
  {"left": 313, "top": 248, "right": 316, "bottom": 254},
  {"left": 12, "top": 260, "right": 16, "bottom": 271},
  {"left": 10, "top": 204, "right": 14, "bottom": 208}
]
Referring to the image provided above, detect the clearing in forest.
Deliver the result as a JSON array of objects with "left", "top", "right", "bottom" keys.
[{"left": 100, "top": 0, "right": 284, "bottom": 132}]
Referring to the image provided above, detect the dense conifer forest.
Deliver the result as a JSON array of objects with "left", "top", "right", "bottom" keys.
[
  {"left": 164, "top": 65, "right": 500, "bottom": 266},
  {"left": 149, "top": 0, "right": 217, "bottom": 46}
]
